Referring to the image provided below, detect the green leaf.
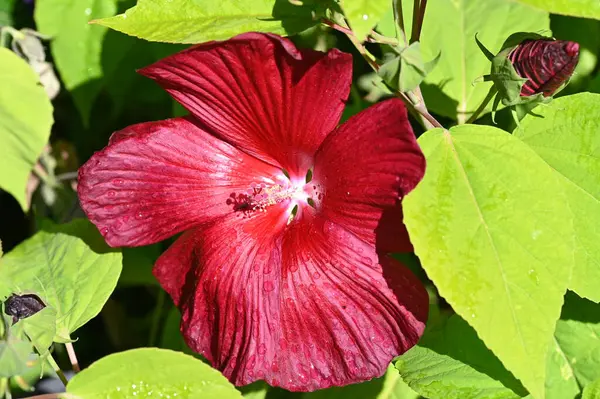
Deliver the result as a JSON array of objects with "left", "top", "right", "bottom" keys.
[
  {"left": 16, "top": 306, "right": 56, "bottom": 356},
  {"left": 396, "top": 314, "right": 526, "bottom": 399},
  {"left": 341, "top": 0, "right": 389, "bottom": 41},
  {"left": 583, "top": 378, "right": 600, "bottom": 399},
  {"left": 0, "top": 0, "right": 15, "bottom": 26},
  {"left": 553, "top": 292, "right": 600, "bottom": 389},
  {"left": 120, "top": 244, "right": 161, "bottom": 287},
  {"left": 66, "top": 348, "right": 243, "bottom": 398},
  {"left": 302, "top": 365, "right": 418, "bottom": 399},
  {"left": 160, "top": 307, "right": 194, "bottom": 355},
  {"left": 403, "top": 125, "right": 574, "bottom": 398},
  {"left": 93, "top": 0, "right": 316, "bottom": 44},
  {"left": 0, "top": 315, "right": 32, "bottom": 378},
  {"left": 34, "top": 0, "right": 127, "bottom": 126},
  {"left": 378, "top": 0, "right": 549, "bottom": 122},
  {"left": 378, "top": 42, "right": 440, "bottom": 92},
  {"left": 514, "top": 93, "right": 600, "bottom": 303},
  {"left": 0, "top": 48, "right": 53, "bottom": 211},
  {"left": 239, "top": 381, "right": 268, "bottom": 399},
  {"left": 514, "top": 0, "right": 600, "bottom": 20},
  {"left": 550, "top": 16, "right": 600, "bottom": 92},
  {"left": 0, "top": 219, "right": 122, "bottom": 342},
  {"left": 545, "top": 338, "right": 580, "bottom": 399}
]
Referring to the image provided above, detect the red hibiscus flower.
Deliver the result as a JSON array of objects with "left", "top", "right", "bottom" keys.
[{"left": 78, "top": 33, "right": 428, "bottom": 391}]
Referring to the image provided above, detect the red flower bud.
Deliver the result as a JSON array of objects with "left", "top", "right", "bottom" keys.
[{"left": 508, "top": 39, "right": 579, "bottom": 97}]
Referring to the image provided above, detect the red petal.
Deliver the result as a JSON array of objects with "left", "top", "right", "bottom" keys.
[
  {"left": 154, "top": 208, "right": 427, "bottom": 391},
  {"left": 312, "top": 98, "right": 425, "bottom": 251},
  {"left": 77, "top": 117, "right": 282, "bottom": 247},
  {"left": 139, "top": 33, "right": 352, "bottom": 177}
]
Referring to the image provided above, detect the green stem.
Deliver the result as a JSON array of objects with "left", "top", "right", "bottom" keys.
[
  {"left": 465, "top": 86, "right": 497, "bottom": 124},
  {"left": 323, "top": 16, "right": 443, "bottom": 130},
  {"left": 0, "top": 26, "right": 22, "bottom": 48},
  {"left": 148, "top": 289, "right": 166, "bottom": 347},
  {"left": 0, "top": 378, "right": 9, "bottom": 399},
  {"left": 46, "top": 353, "right": 68, "bottom": 387},
  {"left": 367, "top": 31, "right": 398, "bottom": 46}
]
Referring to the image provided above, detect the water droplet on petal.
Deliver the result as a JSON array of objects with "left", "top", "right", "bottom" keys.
[
  {"left": 312, "top": 272, "right": 320, "bottom": 279},
  {"left": 258, "top": 344, "right": 267, "bottom": 355},
  {"left": 107, "top": 190, "right": 116, "bottom": 197},
  {"left": 263, "top": 281, "right": 275, "bottom": 292}
]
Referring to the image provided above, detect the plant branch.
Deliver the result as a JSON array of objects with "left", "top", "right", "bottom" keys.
[
  {"left": 46, "top": 353, "right": 69, "bottom": 387},
  {"left": 410, "top": 0, "right": 420, "bottom": 43},
  {"left": 411, "top": 0, "right": 428, "bottom": 43},
  {"left": 322, "top": 17, "right": 442, "bottom": 130},
  {"left": 25, "top": 394, "right": 64, "bottom": 399},
  {"left": 65, "top": 343, "right": 80, "bottom": 373},
  {"left": 393, "top": 0, "right": 409, "bottom": 47}
]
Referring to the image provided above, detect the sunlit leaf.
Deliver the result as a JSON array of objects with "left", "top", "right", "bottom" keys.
[
  {"left": 34, "top": 0, "right": 130, "bottom": 125},
  {"left": 0, "top": 315, "right": 32, "bottom": 378},
  {"left": 553, "top": 292, "right": 600, "bottom": 389},
  {"left": 0, "top": 219, "right": 122, "bottom": 342},
  {"left": 397, "top": 314, "right": 526, "bottom": 399},
  {"left": 514, "top": 0, "right": 600, "bottom": 20},
  {"left": 341, "top": 0, "right": 390, "bottom": 41},
  {"left": 403, "top": 125, "right": 574, "bottom": 398},
  {"left": 0, "top": 48, "right": 53, "bottom": 211},
  {"left": 514, "top": 93, "right": 600, "bottom": 303},
  {"left": 93, "top": 0, "right": 316, "bottom": 44},
  {"left": 66, "top": 348, "right": 242, "bottom": 398},
  {"left": 16, "top": 306, "right": 56, "bottom": 356},
  {"left": 583, "top": 377, "right": 600, "bottom": 399}
]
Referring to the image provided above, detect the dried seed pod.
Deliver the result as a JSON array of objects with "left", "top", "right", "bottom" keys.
[{"left": 4, "top": 293, "right": 46, "bottom": 324}]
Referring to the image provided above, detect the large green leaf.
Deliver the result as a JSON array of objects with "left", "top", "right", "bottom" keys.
[
  {"left": 341, "top": 0, "right": 390, "bottom": 41},
  {"left": 514, "top": 93, "right": 600, "bottom": 302},
  {"left": 545, "top": 338, "right": 580, "bottom": 399},
  {"left": 396, "top": 314, "right": 526, "bottom": 399},
  {"left": 403, "top": 125, "right": 574, "bottom": 398},
  {"left": 93, "top": 0, "right": 316, "bottom": 44},
  {"left": 0, "top": 219, "right": 122, "bottom": 342},
  {"left": 553, "top": 292, "right": 600, "bottom": 389},
  {"left": 0, "top": 48, "right": 53, "bottom": 211},
  {"left": 0, "top": 315, "right": 32, "bottom": 378},
  {"left": 34, "top": 0, "right": 130, "bottom": 125},
  {"left": 378, "top": 0, "right": 549, "bottom": 122},
  {"left": 66, "top": 348, "right": 242, "bottom": 398},
  {"left": 513, "top": 0, "right": 600, "bottom": 20}
]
